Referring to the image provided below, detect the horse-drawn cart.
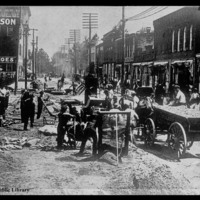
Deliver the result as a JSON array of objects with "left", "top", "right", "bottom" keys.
[{"left": 144, "top": 104, "right": 200, "bottom": 159}]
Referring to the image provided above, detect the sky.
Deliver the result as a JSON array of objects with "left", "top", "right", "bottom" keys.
[{"left": 29, "top": 6, "right": 185, "bottom": 59}]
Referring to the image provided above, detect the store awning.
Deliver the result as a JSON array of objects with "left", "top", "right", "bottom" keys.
[
  {"left": 141, "top": 62, "right": 153, "bottom": 66},
  {"left": 132, "top": 63, "right": 141, "bottom": 66},
  {"left": 153, "top": 61, "right": 168, "bottom": 66},
  {"left": 172, "top": 60, "right": 193, "bottom": 65}
]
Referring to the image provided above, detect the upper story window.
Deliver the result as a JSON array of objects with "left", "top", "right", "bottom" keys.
[
  {"left": 172, "top": 30, "right": 175, "bottom": 53},
  {"left": 7, "top": 26, "right": 13, "bottom": 36},
  {"left": 183, "top": 27, "right": 186, "bottom": 51},
  {"left": 19, "top": 44, "right": 22, "bottom": 56},
  {"left": 189, "top": 25, "right": 193, "bottom": 50},
  {"left": 177, "top": 29, "right": 180, "bottom": 52}
]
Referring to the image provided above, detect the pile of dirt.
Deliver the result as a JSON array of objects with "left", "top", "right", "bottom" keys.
[
  {"left": 0, "top": 151, "right": 23, "bottom": 188},
  {"left": 0, "top": 152, "right": 20, "bottom": 172},
  {"left": 103, "top": 146, "right": 191, "bottom": 195}
]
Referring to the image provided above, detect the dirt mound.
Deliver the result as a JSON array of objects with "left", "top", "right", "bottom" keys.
[
  {"left": 0, "top": 151, "right": 23, "bottom": 188},
  {"left": 0, "top": 152, "right": 20, "bottom": 172},
  {"left": 104, "top": 147, "right": 190, "bottom": 195}
]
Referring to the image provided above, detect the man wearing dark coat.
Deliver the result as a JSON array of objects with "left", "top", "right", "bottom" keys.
[{"left": 22, "top": 91, "right": 35, "bottom": 130}]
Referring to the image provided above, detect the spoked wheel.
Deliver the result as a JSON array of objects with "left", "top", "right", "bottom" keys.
[
  {"left": 144, "top": 118, "right": 156, "bottom": 147},
  {"left": 168, "top": 122, "right": 187, "bottom": 159}
]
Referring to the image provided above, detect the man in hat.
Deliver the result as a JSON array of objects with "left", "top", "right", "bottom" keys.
[
  {"left": 103, "top": 89, "right": 112, "bottom": 111},
  {"left": 130, "top": 90, "right": 139, "bottom": 110},
  {"left": 56, "top": 104, "right": 75, "bottom": 149},
  {"left": 111, "top": 95, "right": 121, "bottom": 110},
  {"left": 172, "top": 85, "right": 186, "bottom": 106},
  {"left": 189, "top": 88, "right": 200, "bottom": 108}
]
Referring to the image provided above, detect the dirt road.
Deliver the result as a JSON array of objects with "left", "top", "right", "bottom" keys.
[{"left": 1, "top": 129, "right": 200, "bottom": 195}]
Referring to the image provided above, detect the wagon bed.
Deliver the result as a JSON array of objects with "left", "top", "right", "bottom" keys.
[
  {"left": 142, "top": 104, "right": 200, "bottom": 159},
  {"left": 154, "top": 104, "right": 200, "bottom": 132}
]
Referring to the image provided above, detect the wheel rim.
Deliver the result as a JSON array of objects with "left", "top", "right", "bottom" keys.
[
  {"left": 144, "top": 118, "right": 155, "bottom": 146},
  {"left": 168, "top": 122, "right": 187, "bottom": 159}
]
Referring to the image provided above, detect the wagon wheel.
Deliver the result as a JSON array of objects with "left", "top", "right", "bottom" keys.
[
  {"left": 144, "top": 118, "right": 156, "bottom": 147},
  {"left": 168, "top": 122, "right": 187, "bottom": 159}
]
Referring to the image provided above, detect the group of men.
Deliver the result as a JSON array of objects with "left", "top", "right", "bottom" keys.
[
  {"left": 166, "top": 85, "right": 200, "bottom": 108},
  {"left": 20, "top": 89, "right": 44, "bottom": 130}
]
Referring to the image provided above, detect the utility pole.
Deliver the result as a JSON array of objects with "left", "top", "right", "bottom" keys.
[
  {"left": 14, "top": 6, "right": 22, "bottom": 95},
  {"left": 22, "top": 24, "right": 30, "bottom": 89},
  {"left": 69, "top": 29, "right": 80, "bottom": 74},
  {"left": 121, "top": 6, "right": 126, "bottom": 95},
  {"left": 35, "top": 36, "right": 38, "bottom": 78},
  {"left": 82, "top": 13, "right": 98, "bottom": 73},
  {"left": 29, "top": 28, "right": 38, "bottom": 80}
]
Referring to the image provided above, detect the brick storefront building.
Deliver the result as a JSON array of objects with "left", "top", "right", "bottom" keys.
[{"left": 153, "top": 6, "right": 200, "bottom": 93}]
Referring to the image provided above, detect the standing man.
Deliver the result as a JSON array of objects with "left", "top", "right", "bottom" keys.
[
  {"left": 20, "top": 89, "right": 26, "bottom": 123},
  {"left": 22, "top": 90, "right": 35, "bottom": 130},
  {"left": 61, "top": 73, "right": 65, "bottom": 84},
  {"left": 84, "top": 72, "right": 96, "bottom": 105},
  {"left": 37, "top": 90, "right": 44, "bottom": 119}
]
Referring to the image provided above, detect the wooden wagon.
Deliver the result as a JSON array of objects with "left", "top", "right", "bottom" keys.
[{"left": 143, "top": 104, "right": 200, "bottom": 159}]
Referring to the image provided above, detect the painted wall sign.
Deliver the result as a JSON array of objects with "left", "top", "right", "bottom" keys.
[
  {"left": 0, "top": 56, "right": 16, "bottom": 63},
  {"left": 0, "top": 18, "right": 18, "bottom": 26}
]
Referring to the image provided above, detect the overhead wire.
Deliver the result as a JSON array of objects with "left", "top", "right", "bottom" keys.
[
  {"left": 126, "top": 6, "right": 160, "bottom": 21},
  {"left": 127, "top": 6, "right": 168, "bottom": 21},
  {"left": 113, "top": 6, "right": 165, "bottom": 29},
  {"left": 111, "top": 6, "right": 169, "bottom": 34}
]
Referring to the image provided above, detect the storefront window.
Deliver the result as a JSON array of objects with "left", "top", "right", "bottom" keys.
[
  {"left": 183, "top": 27, "right": 186, "bottom": 51},
  {"left": 172, "top": 30, "right": 175, "bottom": 52},
  {"left": 177, "top": 29, "right": 180, "bottom": 52},
  {"left": 190, "top": 25, "right": 193, "bottom": 50}
]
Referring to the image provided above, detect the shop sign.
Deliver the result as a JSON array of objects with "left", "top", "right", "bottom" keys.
[
  {"left": 0, "top": 18, "right": 18, "bottom": 26},
  {"left": 0, "top": 56, "right": 16, "bottom": 63}
]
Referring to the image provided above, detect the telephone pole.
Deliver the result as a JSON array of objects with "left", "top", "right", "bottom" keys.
[
  {"left": 14, "top": 6, "right": 22, "bottom": 95},
  {"left": 35, "top": 36, "right": 38, "bottom": 78},
  {"left": 22, "top": 25, "right": 30, "bottom": 89},
  {"left": 82, "top": 13, "right": 98, "bottom": 73},
  {"left": 29, "top": 28, "right": 38, "bottom": 80},
  {"left": 69, "top": 29, "right": 80, "bottom": 74},
  {"left": 121, "top": 6, "right": 126, "bottom": 95}
]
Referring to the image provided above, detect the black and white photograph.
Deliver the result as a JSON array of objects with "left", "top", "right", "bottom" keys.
[{"left": 0, "top": 5, "right": 200, "bottom": 195}]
